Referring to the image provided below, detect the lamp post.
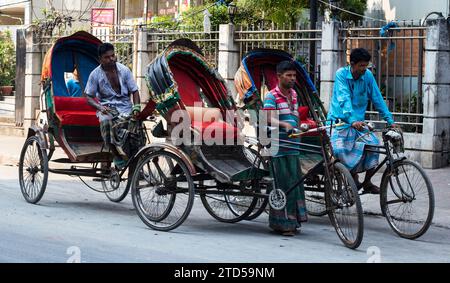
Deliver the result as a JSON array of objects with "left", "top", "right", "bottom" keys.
[{"left": 227, "top": 2, "right": 237, "bottom": 24}]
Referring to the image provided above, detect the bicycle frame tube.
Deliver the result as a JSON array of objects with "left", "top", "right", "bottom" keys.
[{"left": 269, "top": 131, "right": 334, "bottom": 197}]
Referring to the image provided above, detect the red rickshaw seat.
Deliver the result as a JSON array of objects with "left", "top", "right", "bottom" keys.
[
  {"left": 54, "top": 97, "right": 99, "bottom": 126},
  {"left": 184, "top": 106, "right": 238, "bottom": 139},
  {"left": 298, "top": 105, "right": 319, "bottom": 136}
]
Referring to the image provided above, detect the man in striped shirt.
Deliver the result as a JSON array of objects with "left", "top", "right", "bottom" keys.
[{"left": 263, "top": 61, "right": 307, "bottom": 236}]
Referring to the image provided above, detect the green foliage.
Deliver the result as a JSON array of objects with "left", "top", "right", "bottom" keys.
[
  {"left": 239, "top": 0, "right": 307, "bottom": 26},
  {"left": 154, "top": 0, "right": 368, "bottom": 30},
  {"left": 337, "top": 0, "right": 367, "bottom": 22},
  {"left": 179, "top": 4, "right": 229, "bottom": 30},
  {"left": 0, "top": 30, "right": 16, "bottom": 86},
  {"left": 33, "top": 8, "right": 74, "bottom": 37},
  {"left": 150, "top": 15, "right": 179, "bottom": 29}
]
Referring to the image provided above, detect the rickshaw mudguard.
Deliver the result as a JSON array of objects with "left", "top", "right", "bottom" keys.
[
  {"left": 27, "top": 125, "right": 49, "bottom": 150},
  {"left": 131, "top": 143, "right": 197, "bottom": 176}
]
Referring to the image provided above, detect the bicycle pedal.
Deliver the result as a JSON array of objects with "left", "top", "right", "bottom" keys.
[{"left": 92, "top": 178, "right": 107, "bottom": 182}]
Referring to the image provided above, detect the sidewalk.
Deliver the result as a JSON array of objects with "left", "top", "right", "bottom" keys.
[{"left": 1, "top": 134, "right": 449, "bottom": 230}]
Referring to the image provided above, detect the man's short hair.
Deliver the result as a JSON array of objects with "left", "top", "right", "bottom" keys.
[
  {"left": 350, "top": 48, "right": 371, "bottom": 64},
  {"left": 276, "top": 60, "right": 296, "bottom": 75},
  {"left": 98, "top": 43, "right": 115, "bottom": 58}
]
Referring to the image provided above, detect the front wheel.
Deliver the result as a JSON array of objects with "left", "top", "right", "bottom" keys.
[
  {"left": 131, "top": 150, "right": 195, "bottom": 231},
  {"left": 380, "top": 160, "right": 434, "bottom": 239},
  {"left": 326, "top": 162, "right": 364, "bottom": 249},
  {"left": 19, "top": 136, "right": 49, "bottom": 204}
]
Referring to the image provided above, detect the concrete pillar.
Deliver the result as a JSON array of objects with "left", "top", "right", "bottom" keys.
[
  {"left": 420, "top": 18, "right": 450, "bottom": 168},
  {"left": 24, "top": 0, "right": 32, "bottom": 25},
  {"left": 319, "top": 21, "right": 344, "bottom": 111},
  {"left": 23, "top": 31, "right": 43, "bottom": 131},
  {"left": 134, "top": 27, "right": 150, "bottom": 102},
  {"left": 218, "top": 23, "right": 240, "bottom": 101}
]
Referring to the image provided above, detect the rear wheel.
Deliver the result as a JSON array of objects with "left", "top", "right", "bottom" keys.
[
  {"left": 304, "top": 174, "right": 327, "bottom": 217},
  {"left": 19, "top": 136, "right": 49, "bottom": 204},
  {"left": 200, "top": 179, "right": 259, "bottom": 223},
  {"left": 380, "top": 160, "right": 434, "bottom": 239},
  {"left": 326, "top": 162, "right": 364, "bottom": 249},
  {"left": 131, "top": 150, "right": 194, "bottom": 231},
  {"left": 101, "top": 163, "right": 131, "bottom": 203},
  {"left": 243, "top": 146, "right": 269, "bottom": 220}
]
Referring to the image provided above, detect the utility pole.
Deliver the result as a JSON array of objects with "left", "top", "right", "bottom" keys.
[
  {"left": 143, "top": 0, "right": 148, "bottom": 25},
  {"left": 309, "top": 0, "right": 318, "bottom": 82}
]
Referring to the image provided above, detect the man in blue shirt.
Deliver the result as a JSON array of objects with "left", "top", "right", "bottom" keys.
[
  {"left": 66, "top": 68, "right": 82, "bottom": 97},
  {"left": 85, "top": 43, "right": 141, "bottom": 169},
  {"left": 327, "top": 48, "right": 399, "bottom": 193}
]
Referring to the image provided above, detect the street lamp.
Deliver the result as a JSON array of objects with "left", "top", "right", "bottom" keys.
[{"left": 227, "top": 2, "right": 237, "bottom": 24}]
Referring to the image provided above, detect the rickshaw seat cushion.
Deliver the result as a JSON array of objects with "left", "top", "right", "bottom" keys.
[
  {"left": 54, "top": 97, "right": 99, "bottom": 126},
  {"left": 298, "top": 106, "right": 309, "bottom": 120},
  {"left": 298, "top": 106, "right": 318, "bottom": 130},
  {"left": 191, "top": 121, "right": 237, "bottom": 139},
  {"left": 184, "top": 106, "right": 238, "bottom": 139},
  {"left": 57, "top": 110, "right": 99, "bottom": 126}
]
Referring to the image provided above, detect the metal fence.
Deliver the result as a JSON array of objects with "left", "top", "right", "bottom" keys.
[
  {"left": 37, "top": 26, "right": 136, "bottom": 71},
  {"left": 235, "top": 22, "right": 322, "bottom": 85},
  {"left": 341, "top": 20, "right": 426, "bottom": 133},
  {"left": 93, "top": 26, "right": 135, "bottom": 70},
  {"left": 146, "top": 26, "right": 219, "bottom": 67}
]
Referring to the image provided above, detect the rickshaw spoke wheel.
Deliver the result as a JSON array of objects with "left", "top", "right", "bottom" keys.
[
  {"left": 380, "top": 160, "right": 434, "bottom": 239},
  {"left": 243, "top": 146, "right": 269, "bottom": 220},
  {"left": 326, "top": 162, "right": 364, "bottom": 249},
  {"left": 19, "top": 136, "right": 48, "bottom": 204},
  {"left": 200, "top": 180, "right": 259, "bottom": 223},
  {"left": 131, "top": 150, "right": 194, "bottom": 231},
  {"left": 101, "top": 164, "right": 131, "bottom": 203},
  {"left": 305, "top": 174, "right": 327, "bottom": 217}
]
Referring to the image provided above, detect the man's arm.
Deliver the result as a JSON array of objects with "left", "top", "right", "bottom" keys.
[
  {"left": 124, "top": 66, "right": 141, "bottom": 114},
  {"left": 263, "top": 92, "right": 293, "bottom": 131},
  {"left": 85, "top": 71, "right": 108, "bottom": 114},
  {"left": 334, "top": 71, "right": 358, "bottom": 126}
]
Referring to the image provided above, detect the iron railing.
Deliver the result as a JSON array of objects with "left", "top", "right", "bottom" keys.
[
  {"left": 93, "top": 26, "right": 135, "bottom": 70},
  {"left": 235, "top": 22, "right": 322, "bottom": 85},
  {"left": 146, "top": 26, "right": 219, "bottom": 67}
]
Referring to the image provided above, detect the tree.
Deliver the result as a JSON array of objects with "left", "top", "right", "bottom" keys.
[
  {"left": 0, "top": 30, "right": 16, "bottom": 87},
  {"left": 321, "top": 0, "right": 368, "bottom": 22},
  {"left": 171, "top": 0, "right": 368, "bottom": 29},
  {"left": 239, "top": 0, "right": 308, "bottom": 26}
]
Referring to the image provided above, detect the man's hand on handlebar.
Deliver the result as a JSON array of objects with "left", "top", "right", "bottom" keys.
[
  {"left": 351, "top": 121, "right": 366, "bottom": 131},
  {"left": 100, "top": 106, "right": 111, "bottom": 115}
]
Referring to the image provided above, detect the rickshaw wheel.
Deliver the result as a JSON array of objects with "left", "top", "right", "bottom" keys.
[
  {"left": 243, "top": 146, "right": 269, "bottom": 220},
  {"left": 131, "top": 150, "right": 194, "bottom": 231},
  {"left": 101, "top": 164, "right": 131, "bottom": 203},
  {"left": 19, "top": 136, "right": 49, "bottom": 204},
  {"left": 200, "top": 179, "right": 259, "bottom": 223},
  {"left": 380, "top": 160, "right": 434, "bottom": 240},
  {"left": 305, "top": 174, "right": 327, "bottom": 217},
  {"left": 326, "top": 162, "right": 364, "bottom": 249}
]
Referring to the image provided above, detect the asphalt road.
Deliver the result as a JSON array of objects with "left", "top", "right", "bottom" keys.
[{"left": 1, "top": 164, "right": 449, "bottom": 263}]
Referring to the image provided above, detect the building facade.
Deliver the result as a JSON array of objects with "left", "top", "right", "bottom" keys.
[{"left": 366, "top": 0, "right": 450, "bottom": 21}]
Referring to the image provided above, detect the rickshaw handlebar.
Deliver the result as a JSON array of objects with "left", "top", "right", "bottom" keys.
[{"left": 287, "top": 122, "right": 346, "bottom": 138}]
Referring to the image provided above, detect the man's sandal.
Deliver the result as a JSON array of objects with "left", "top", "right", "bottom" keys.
[{"left": 361, "top": 183, "right": 380, "bottom": 194}]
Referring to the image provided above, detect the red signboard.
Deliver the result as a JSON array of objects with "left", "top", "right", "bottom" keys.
[{"left": 91, "top": 8, "right": 115, "bottom": 27}]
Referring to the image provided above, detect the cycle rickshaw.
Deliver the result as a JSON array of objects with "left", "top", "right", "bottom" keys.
[
  {"left": 18, "top": 31, "right": 151, "bottom": 204},
  {"left": 137, "top": 40, "right": 363, "bottom": 249},
  {"left": 235, "top": 48, "right": 434, "bottom": 240}
]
